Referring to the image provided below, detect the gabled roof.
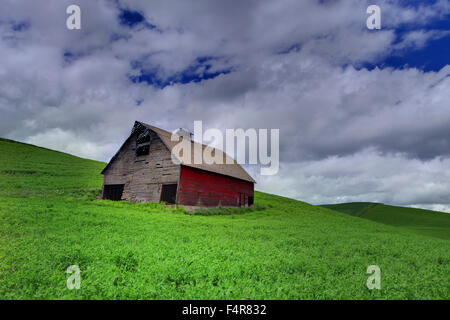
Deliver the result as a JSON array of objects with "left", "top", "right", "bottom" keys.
[{"left": 102, "top": 121, "right": 256, "bottom": 183}]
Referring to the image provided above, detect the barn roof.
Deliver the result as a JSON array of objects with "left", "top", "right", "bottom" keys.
[{"left": 102, "top": 121, "right": 256, "bottom": 183}]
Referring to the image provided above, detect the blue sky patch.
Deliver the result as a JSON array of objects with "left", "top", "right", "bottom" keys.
[
  {"left": 361, "top": 12, "right": 450, "bottom": 72},
  {"left": 119, "top": 9, "right": 157, "bottom": 30},
  {"left": 119, "top": 9, "right": 144, "bottom": 27},
  {"left": 62, "top": 51, "right": 86, "bottom": 65},
  {"left": 130, "top": 56, "right": 232, "bottom": 88},
  {"left": 11, "top": 21, "right": 30, "bottom": 31},
  {"left": 397, "top": 0, "right": 438, "bottom": 8},
  {"left": 382, "top": 34, "right": 450, "bottom": 72}
]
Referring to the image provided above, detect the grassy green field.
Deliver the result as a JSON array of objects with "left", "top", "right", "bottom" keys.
[
  {"left": 321, "top": 203, "right": 450, "bottom": 240},
  {"left": 0, "top": 138, "right": 449, "bottom": 299}
]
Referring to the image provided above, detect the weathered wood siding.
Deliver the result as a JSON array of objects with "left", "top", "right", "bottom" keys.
[
  {"left": 177, "top": 166, "right": 254, "bottom": 207},
  {"left": 102, "top": 133, "right": 180, "bottom": 202}
]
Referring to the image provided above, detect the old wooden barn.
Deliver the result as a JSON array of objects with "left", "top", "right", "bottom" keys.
[{"left": 101, "top": 121, "right": 255, "bottom": 207}]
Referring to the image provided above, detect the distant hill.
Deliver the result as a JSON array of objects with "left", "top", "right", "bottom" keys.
[
  {"left": 321, "top": 202, "right": 450, "bottom": 240},
  {"left": 321, "top": 202, "right": 379, "bottom": 217}
]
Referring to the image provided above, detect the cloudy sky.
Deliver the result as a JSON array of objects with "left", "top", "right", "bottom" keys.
[{"left": 1, "top": 0, "right": 449, "bottom": 211}]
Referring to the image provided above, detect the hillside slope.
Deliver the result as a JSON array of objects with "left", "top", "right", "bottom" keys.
[
  {"left": 322, "top": 202, "right": 450, "bottom": 240},
  {"left": 0, "top": 138, "right": 449, "bottom": 299},
  {"left": 0, "top": 137, "right": 105, "bottom": 197}
]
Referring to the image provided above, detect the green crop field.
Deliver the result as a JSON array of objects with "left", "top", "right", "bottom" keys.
[
  {"left": 321, "top": 203, "right": 450, "bottom": 240},
  {"left": 0, "top": 138, "right": 449, "bottom": 299}
]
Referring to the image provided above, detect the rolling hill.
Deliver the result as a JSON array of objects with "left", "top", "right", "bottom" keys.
[
  {"left": 321, "top": 203, "right": 450, "bottom": 240},
  {"left": 0, "top": 138, "right": 449, "bottom": 299}
]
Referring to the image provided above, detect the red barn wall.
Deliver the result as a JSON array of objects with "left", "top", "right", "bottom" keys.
[{"left": 177, "top": 166, "right": 254, "bottom": 207}]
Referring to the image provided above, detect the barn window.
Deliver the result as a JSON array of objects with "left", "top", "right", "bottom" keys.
[
  {"left": 103, "top": 184, "right": 124, "bottom": 201},
  {"left": 136, "top": 143, "right": 150, "bottom": 156},
  {"left": 160, "top": 184, "right": 177, "bottom": 204},
  {"left": 134, "top": 123, "right": 152, "bottom": 157}
]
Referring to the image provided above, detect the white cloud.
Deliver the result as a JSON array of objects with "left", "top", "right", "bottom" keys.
[
  {"left": 257, "top": 149, "right": 450, "bottom": 212},
  {"left": 25, "top": 128, "right": 116, "bottom": 161}
]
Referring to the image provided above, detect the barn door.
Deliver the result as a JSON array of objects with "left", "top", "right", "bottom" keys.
[
  {"left": 238, "top": 193, "right": 248, "bottom": 207},
  {"left": 103, "top": 184, "right": 124, "bottom": 201},
  {"left": 160, "top": 184, "right": 178, "bottom": 204}
]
